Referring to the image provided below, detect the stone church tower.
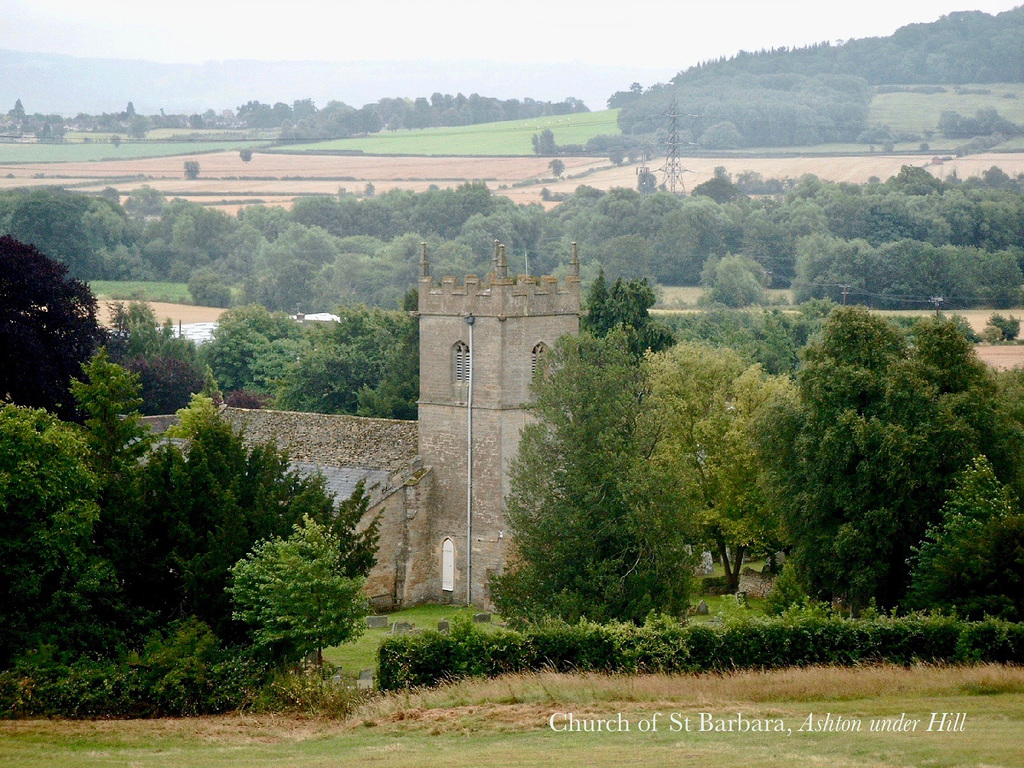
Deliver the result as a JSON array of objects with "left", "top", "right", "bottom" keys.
[{"left": 414, "top": 243, "right": 581, "bottom": 606}]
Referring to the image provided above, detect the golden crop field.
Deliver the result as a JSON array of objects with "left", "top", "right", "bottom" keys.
[{"left": 5, "top": 149, "right": 1024, "bottom": 211}]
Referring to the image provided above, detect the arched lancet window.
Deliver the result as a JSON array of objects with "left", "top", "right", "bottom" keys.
[
  {"left": 441, "top": 538, "right": 455, "bottom": 592},
  {"left": 452, "top": 341, "right": 470, "bottom": 383},
  {"left": 531, "top": 342, "right": 548, "bottom": 376}
]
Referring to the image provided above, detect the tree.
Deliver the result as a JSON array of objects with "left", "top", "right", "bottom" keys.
[
  {"left": 581, "top": 270, "right": 674, "bottom": 359},
  {"left": 188, "top": 268, "right": 232, "bottom": 307},
  {"left": 549, "top": 159, "right": 565, "bottom": 178},
  {"left": 183, "top": 161, "right": 200, "bottom": 180},
  {"left": 201, "top": 305, "right": 305, "bottom": 393},
  {"left": 700, "top": 254, "right": 767, "bottom": 307},
  {"left": 239, "top": 148, "right": 253, "bottom": 163},
  {"left": 491, "top": 331, "right": 697, "bottom": 624},
  {"left": 0, "top": 236, "right": 103, "bottom": 420},
  {"left": 986, "top": 313, "right": 1020, "bottom": 342},
  {"left": 277, "top": 305, "right": 415, "bottom": 416},
  {"left": 105, "top": 301, "right": 208, "bottom": 415},
  {"left": 692, "top": 175, "right": 745, "bottom": 204},
  {"left": 129, "top": 394, "right": 376, "bottom": 641},
  {"left": 907, "top": 456, "right": 1024, "bottom": 621},
  {"left": 531, "top": 128, "right": 556, "bottom": 155},
  {"left": 0, "top": 405, "right": 122, "bottom": 664},
  {"left": 648, "top": 343, "right": 795, "bottom": 592},
  {"left": 228, "top": 515, "right": 367, "bottom": 664},
  {"left": 636, "top": 168, "right": 658, "bottom": 196},
  {"left": 71, "top": 350, "right": 151, "bottom": 488},
  {"left": 9, "top": 98, "right": 26, "bottom": 123},
  {"left": 761, "top": 307, "right": 1024, "bottom": 610}
]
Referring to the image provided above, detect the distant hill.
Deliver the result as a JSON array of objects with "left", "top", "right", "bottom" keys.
[
  {"left": 0, "top": 50, "right": 674, "bottom": 116},
  {"left": 673, "top": 7, "right": 1024, "bottom": 86},
  {"left": 615, "top": 7, "right": 1024, "bottom": 150}
]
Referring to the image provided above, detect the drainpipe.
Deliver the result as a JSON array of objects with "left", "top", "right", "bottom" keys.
[{"left": 465, "top": 313, "right": 475, "bottom": 606}]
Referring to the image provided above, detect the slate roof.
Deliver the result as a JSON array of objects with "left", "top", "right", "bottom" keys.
[{"left": 291, "top": 462, "right": 392, "bottom": 503}]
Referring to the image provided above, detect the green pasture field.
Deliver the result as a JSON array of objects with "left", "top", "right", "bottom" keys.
[
  {"left": 868, "top": 83, "right": 1024, "bottom": 135},
  {"left": 143, "top": 129, "right": 278, "bottom": 141},
  {"left": 89, "top": 281, "right": 191, "bottom": 304},
  {"left": 0, "top": 141, "right": 265, "bottom": 164},
  {"left": 2, "top": 664, "right": 1021, "bottom": 768},
  {"left": 657, "top": 286, "right": 794, "bottom": 308},
  {"left": 272, "top": 110, "right": 622, "bottom": 156},
  {"left": 62, "top": 130, "right": 277, "bottom": 142}
]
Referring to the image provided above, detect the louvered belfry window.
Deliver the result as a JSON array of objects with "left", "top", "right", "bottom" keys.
[
  {"left": 453, "top": 340, "right": 470, "bottom": 383},
  {"left": 531, "top": 342, "right": 547, "bottom": 376}
]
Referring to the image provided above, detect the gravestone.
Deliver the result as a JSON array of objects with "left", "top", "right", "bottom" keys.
[
  {"left": 473, "top": 613, "right": 491, "bottom": 623},
  {"left": 391, "top": 621, "right": 413, "bottom": 634},
  {"left": 695, "top": 599, "right": 710, "bottom": 615},
  {"left": 357, "top": 669, "right": 374, "bottom": 690},
  {"left": 437, "top": 619, "right": 450, "bottom": 634},
  {"left": 698, "top": 551, "right": 715, "bottom": 575},
  {"left": 366, "top": 615, "right": 390, "bottom": 629}
]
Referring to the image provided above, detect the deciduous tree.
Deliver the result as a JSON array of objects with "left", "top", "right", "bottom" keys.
[
  {"left": 0, "top": 236, "right": 103, "bottom": 420},
  {"left": 907, "top": 456, "right": 1024, "bottom": 621},
  {"left": 229, "top": 515, "right": 367, "bottom": 664},
  {"left": 491, "top": 331, "right": 696, "bottom": 624},
  {"left": 761, "top": 307, "right": 1024, "bottom": 610},
  {"left": 648, "top": 342, "right": 795, "bottom": 591}
]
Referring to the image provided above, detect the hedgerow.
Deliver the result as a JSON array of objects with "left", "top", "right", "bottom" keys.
[{"left": 377, "top": 611, "right": 1024, "bottom": 691}]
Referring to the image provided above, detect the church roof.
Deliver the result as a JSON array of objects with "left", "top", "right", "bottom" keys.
[
  {"left": 221, "top": 407, "right": 418, "bottom": 474},
  {"left": 290, "top": 462, "right": 392, "bottom": 502}
]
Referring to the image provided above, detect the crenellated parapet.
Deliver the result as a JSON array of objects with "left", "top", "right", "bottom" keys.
[{"left": 417, "top": 241, "right": 581, "bottom": 318}]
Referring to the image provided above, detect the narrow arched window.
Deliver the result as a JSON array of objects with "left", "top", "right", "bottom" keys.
[
  {"left": 441, "top": 538, "right": 455, "bottom": 592},
  {"left": 531, "top": 342, "right": 547, "bottom": 376},
  {"left": 452, "top": 341, "right": 470, "bottom": 383}
]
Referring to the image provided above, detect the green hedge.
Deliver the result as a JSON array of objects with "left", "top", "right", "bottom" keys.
[{"left": 377, "top": 613, "right": 1024, "bottom": 691}]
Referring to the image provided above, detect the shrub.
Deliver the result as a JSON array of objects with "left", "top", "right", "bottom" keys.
[
  {"left": 0, "top": 620, "right": 270, "bottom": 718},
  {"left": 764, "top": 562, "right": 809, "bottom": 615},
  {"left": 253, "top": 668, "right": 366, "bottom": 717}
]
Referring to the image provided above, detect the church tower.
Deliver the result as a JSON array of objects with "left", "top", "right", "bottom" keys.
[{"left": 413, "top": 243, "right": 581, "bottom": 606}]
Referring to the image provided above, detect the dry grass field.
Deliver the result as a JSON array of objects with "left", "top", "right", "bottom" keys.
[
  {"left": 5, "top": 150, "right": 1024, "bottom": 211},
  {"left": 974, "top": 344, "right": 1024, "bottom": 370},
  {"left": 2, "top": 664, "right": 1022, "bottom": 768},
  {"left": 96, "top": 301, "right": 226, "bottom": 327}
]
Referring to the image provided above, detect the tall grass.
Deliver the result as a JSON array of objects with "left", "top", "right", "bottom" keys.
[{"left": 359, "top": 663, "right": 1024, "bottom": 720}]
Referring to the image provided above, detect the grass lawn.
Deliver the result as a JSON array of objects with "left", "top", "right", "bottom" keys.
[
  {"left": 2, "top": 664, "right": 1021, "bottom": 767},
  {"left": 323, "top": 605, "right": 491, "bottom": 676},
  {"left": 273, "top": 110, "right": 621, "bottom": 156},
  {"left": 89, "top": 281, "right": 192, "bottom": 304}
]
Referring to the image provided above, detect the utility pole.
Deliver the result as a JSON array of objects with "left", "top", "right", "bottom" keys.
[
  {"left": 841, "top": 284, "right": 851, "bottom": 305},
  {"left": 930, "top": 296, "right": 944, "bottom": 316}
]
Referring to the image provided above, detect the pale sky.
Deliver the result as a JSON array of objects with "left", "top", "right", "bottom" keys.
[{"left": 1, "top": 0, "right": 1021, "bottom": 70}]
